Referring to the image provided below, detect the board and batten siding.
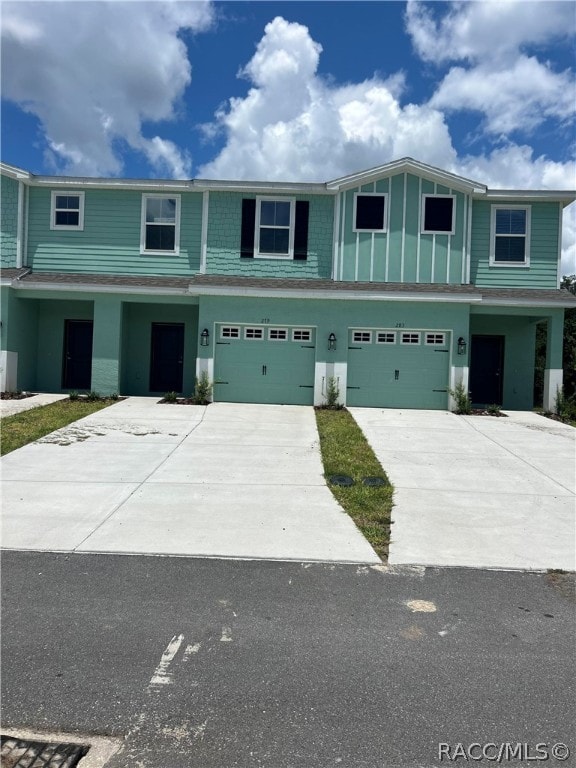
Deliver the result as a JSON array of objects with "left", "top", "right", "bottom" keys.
[
  {"left": 336, "top": 172, "right": 468, "bottom": 285},
  {"left": 1, "top": 174, "right": 19, "bottom": 267},
  {"left": 205, "top": 191, "right": 334, "bottom": 279},
  {"left": 26, "top": 187, "right": 203, "bottom": 275},
  {"left": 470, "top": 200, "right": 560, "bottom": 288}
]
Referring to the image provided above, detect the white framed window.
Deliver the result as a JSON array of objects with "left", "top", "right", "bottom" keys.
[
  {"left": 353, "top": 193, "right": 388, "bottom": 233},
  {"left": 268, "top": 328, "right": 288, "bottom": 341},
  {"left": 50, "top": 191, "right": 85, "bottom": 230},
  {"left": 425, "top": 333, "right": 446, "bottom": 346},
  {"left": 490, "top": 205, "right": 530, "bottom": 266},
  {"left": 221, "top": 326, "right": 240, "bottom": 339},
  {"left": 255, "top": 197, "right": 295, "bottom": 259},
  {"left": 141, "top": 194, "right": 181, "bottom": 255},
  {"left": 352, "top": 331, "right": 373, "bottom": 344},
  {"left": 376, "top": 331, "right": 396, "bottom": 344},
  {"left": 401, "top": 332, "right": 420, "bottom": 345},
  {"left": 244, "top": 327, "right": 264, "bottom": 340},
  {"left": 292, "top": 329, "right": 312, "bottom": 342},
  {"left": 421, "top": 195, "right": 455, "bottom": 234}
]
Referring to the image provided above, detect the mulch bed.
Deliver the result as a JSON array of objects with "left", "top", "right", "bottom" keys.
[
  {"left": 469, "top": 408, "right": 508, "bottom": 417},
  {"left": 1, "top": 391, "right": 37, "bottom": 400}
]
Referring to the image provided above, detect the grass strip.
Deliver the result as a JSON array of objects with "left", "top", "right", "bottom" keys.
[
  {"left": 1, "top": 399, "right": 115, "bottom": 456},
  {"left": 315, "top": 408, "right": 393, "bottom": 560}
]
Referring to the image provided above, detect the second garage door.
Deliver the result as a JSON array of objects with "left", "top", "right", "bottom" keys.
[
  {"left": 213, "top": 324, "right": 316, "bottom": 405},
  {"left": 346, "top": 328, "right": 450, "bottom": 409}
]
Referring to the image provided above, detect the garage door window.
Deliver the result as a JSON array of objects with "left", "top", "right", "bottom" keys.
[
  {"left": 268, "top": 328, "right": 288, "bottom": 341},
  {"left": 221, "top": 327, "right": 240, "bottom": 339},
  {"left": 292, "top": 329, "right": 312, "bottom": 342},
  {"left": 425, "top": 333, "right": 446, "bottom": 345},
  {"left": 244, "top": 327, "right": 264, "bottom": 340},
  {"left": 376, "top": 332, "right": 396, "bottom": 344},
  {"left": 401, "top": 332, "right": 420, "bottom": 345},
  {"left": 353, "top": 331, "right": 373, "bottom": 343}
]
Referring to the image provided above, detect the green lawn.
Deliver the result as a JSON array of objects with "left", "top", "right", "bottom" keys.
[
  {"left": 315, "top": 408, "right": 393, "bottom": 559},
  {"left": 1, "top": 399, "right": 115, "bottom": 456}
]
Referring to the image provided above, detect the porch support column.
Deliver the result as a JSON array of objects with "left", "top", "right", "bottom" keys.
[
  {"left": 91, "top": 296, "right": 123, "bottom": 396},
  {"left": 543, "top": 310, "right": 564, "bottom": 412}
]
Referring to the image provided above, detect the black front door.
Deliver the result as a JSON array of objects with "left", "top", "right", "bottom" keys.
[
  {"left": 469, "top": 335, "right": 504, "bottom": 405},
  {"left": 150, "top": 323, "right": 185, "bottom": 392},
  {"left": 62, "top": 319, "right": 93, "bottom": 390}
]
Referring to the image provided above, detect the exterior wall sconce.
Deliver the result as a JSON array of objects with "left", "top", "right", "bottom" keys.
[
  {"left": 200, "top": 328, "right": 210, "bottom": 347},
  {"left": 328, "top": 332, "right": 337, "bottom": 351},
  {"left": 457, "top": 336, "right": 467, "bottom": 355}
]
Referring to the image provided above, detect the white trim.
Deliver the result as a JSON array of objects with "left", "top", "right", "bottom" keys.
[
  {"left": 354, "top": 231, "right": 359, "bottom": 281},
  {"left": 352, "top": 191, "right": 389, "bottom": 233},
  {"left": 446, "top": 190, "right": 452, "bottom": 284},
  {"left": 332, "top": 193, "right": 341, "bottom": 280},
  {"left": 401, "top": 174, "right": 407, "bottom": 282},
  {"left": 243, "top": 326, "right": 265, "bottom": 340},
  {"left": 50, "top": 190, "right": 85, "bottom": 231},
  {"left": 425, "top": 332, "right": 447, "bottom": 346},
  {"left": 385, "top": 184, "right": 391, "bottom": 282},
  {"left": 0, "top": 351, "right": 18, "bottom": 391},
  {"left": 267, "top": 327, "right": 288, "bottom": 341},
  {"left": 461, "top": 194, "right": 468, "bottom": 284},
  {"left": 24, "top": 184, "right": 29, "bottom": 267},
  {"left": 220, "top": 326, "right": 240, "bottom": 339},
  {"left": 421, "top": 193, "right": 456, "bottom": 235},
  {"left": 352, "top": 330, "right": 373, "bottom": 344},
  {"left": 400, "top": 331, "right": 421, "bottom": 345},
  {"left": 557, "top": 201, "right": 563, "bottom": 289},
  {"left": 339, "top": 191, "right": 346, "bottom": 281},
  {"left": 292, "top": 328, "right": 312, "bottom": 342},
  {"left": 140, "top": 193, "right": 181, "bottom": 256},
  {"left": 543, "top": 369, "right": 563, "bottom": 412},
  {"left": 416, "top": 176, "right": 422, "bottom": 283},
  {"left": 200, "top": 191, "right": 209, "bottom": 274},
  {"left": 376, "top": 331, "right": 396, "bottom": 344},
  {"left": 466, "top": 196, "right": 473, "bottom": 284},
  {"left": 254, "top": 196, "right": 295, "bottom": 260},
  {"left": 16, "top": 180, "right": 24, "bottom": 268},
  {"left": 489, "top": 204, "right": 531, "bottom": 267}
]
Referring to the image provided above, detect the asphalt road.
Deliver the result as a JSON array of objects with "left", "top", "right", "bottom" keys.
[{"left": 1, "top": 552, "right": 575, "bottom": 768}]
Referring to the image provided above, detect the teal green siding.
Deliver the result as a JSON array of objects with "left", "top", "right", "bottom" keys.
[
  {"left": 470, "top": 200, "right": 560, "bottom": 288},
  {"left": 338, "top": 173, "right": 467, "bottom": 285},
  {"left": 470, "top": 311, "right": 537, "bottom": 409},
  {"left": 27, "top": 187, "right": 203, "bottom": 275},
  {"left": 206, "top": 192, "right": 333, "bottom": 278},
  {"left": 1, "top": 288, "right": 38, "bottom": 389},
  {"left": 1, "top": 175, "right": 19, "bottom": 267}
]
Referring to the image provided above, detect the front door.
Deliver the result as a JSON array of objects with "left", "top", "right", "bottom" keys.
[
  {"left": 469, "top": 335, "right": 504, "bottom": 405},
  {"left": 62, "top": 320, "right": 94, "bottom": 390},
  {"left": 149, "top": 323, "right": 185, "bottom": 393}
]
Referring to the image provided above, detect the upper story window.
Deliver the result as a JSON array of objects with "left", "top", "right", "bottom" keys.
[
  {"left": 141, "top": 194, "right": 180, "bottom": 255},
  {"left": 421, "top": 195, "right": 455, "bottom": 234},
  {"left": 241, "top": 198, "right": 309, "bottom": 261},
  {"left": 50, "top": 191, "right": 84, "bottom": 230},
  {"left": 353, "top": 193, "right": 388, "bottom": 232},
  {"left": 490, "top": 206, "right": 530, "bottom": 266},
  {"left": 255, "top": 197, "right": 295, "bottom": 258}
]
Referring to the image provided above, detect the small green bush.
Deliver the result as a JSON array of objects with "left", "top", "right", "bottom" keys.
[
  {"left": 86, "top": 390, "right": 101, "bottom": 402},
  {"left": 555, "top": 387, "right": 576, "bottom": 423},
  {"left": 193, "top": 371, "right": 213, "bottom": 405},
  {"left": 450, "top": 381, "right": 472, "bottom": 415},
  {"left": 487, "top": 403, "right": 501, "bottom": 416},
  {"left": 322, "top": 376, "right": 342, "bottom": 409},
  {"left": 163, "top": 391, "right": 179, "bottom": 403},
  {"left": 68, "top": 391, "right": 80, "bottom": 401}
]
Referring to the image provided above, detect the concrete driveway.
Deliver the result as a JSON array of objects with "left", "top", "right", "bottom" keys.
[
  {"left": 1, "top": 399, "right": 378, "bottom": 563},
  {"left": 350, "top": 408, "right": 575, "bottom": 571}
]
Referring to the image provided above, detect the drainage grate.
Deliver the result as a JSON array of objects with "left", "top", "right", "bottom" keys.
[
  {"left": 329, "top": 474, "right": 355, "bottom": 487},
  {"left": 0, "top": 735, "right": 89, "bottom": 768}
]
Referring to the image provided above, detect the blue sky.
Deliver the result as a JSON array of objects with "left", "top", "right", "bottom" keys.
[{"left": 2, "top": 0, "right": 575, "bottom": 270}]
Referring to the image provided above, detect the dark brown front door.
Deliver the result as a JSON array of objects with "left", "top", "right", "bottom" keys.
[
  {"left": 149, "top": 323, "right": 185, "bottom": 393},
  {"left": 62, "top": 320, "right": 93, "bottom": 390}
]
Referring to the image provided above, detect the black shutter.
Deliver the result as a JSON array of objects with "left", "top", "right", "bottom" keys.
[
  {"left": 240, "top": 198, "right": 256, "bottom": 258},
  {"left": 293, "top": 201, "right": 309, "bottom": 261}
]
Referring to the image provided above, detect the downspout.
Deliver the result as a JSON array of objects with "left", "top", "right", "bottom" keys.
[{"left": 16, "top": 180, "right": 24, "bottom": 268}]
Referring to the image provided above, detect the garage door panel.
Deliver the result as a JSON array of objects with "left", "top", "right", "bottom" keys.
[
  {"left": 214, "top": 326, "right": 315, "bottom": 405},
  {"left": 347, "top": 330, "right": 449, "bottom": 409}
]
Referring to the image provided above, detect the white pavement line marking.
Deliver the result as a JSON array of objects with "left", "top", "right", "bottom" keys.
[
  {"left": 148, "top": 634, "right": 184, "bottom": 689},
  {"left": 183, "top": 643, "right": 201, "bottom": 660},
  {"left": 220, "top": 626, "right": 233, "bottom": 642}
]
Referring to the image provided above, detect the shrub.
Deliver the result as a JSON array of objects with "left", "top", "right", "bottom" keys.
[
  {"left": 68, "top": 391, "right": 80, "bottom": 401},
  {"left": 555, "top": 387, "right": 576, "bottom": 423},
  {"left": 193, "top": 371, "right": 213, "bottom": 405},
  {"left": 487, "top": 403, "right": 501, "bottom": 416},
  {"left": 323, "top": 376, "right": 343, "bottom": 409},
  {"left": 450, "top": 381, "right": 472, "bottom": 415},
  {"left": 86, "top": 390, "right": 101, "bottom": 402},
  {"left": 163, "top": 391, "right": 179, "bottom": 403}
]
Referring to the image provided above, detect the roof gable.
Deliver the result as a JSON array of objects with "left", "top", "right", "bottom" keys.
[{"left": 326, "top": 157, "right": 487, "bottom": 194}]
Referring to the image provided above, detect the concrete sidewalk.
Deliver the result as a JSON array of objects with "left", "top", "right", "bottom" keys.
[
  {"left": 0, "top": 393, "right": 69, "bottom": 417},
  {"left": 1, "top": 399, "right": 378, "bottom": 563},
  {"left": 350, "top": 408, "right": 575, "bottom": 571}
]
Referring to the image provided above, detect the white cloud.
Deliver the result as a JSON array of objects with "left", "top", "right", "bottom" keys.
[
  {"left": 405, "top": 0, "right": 574, "bottom": 65},
  {"left": 1, "top": 0, "right": 213, "bottom": 177},
  {"left": 200, "top": 15, "right": 575, "bottom": 275}
]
